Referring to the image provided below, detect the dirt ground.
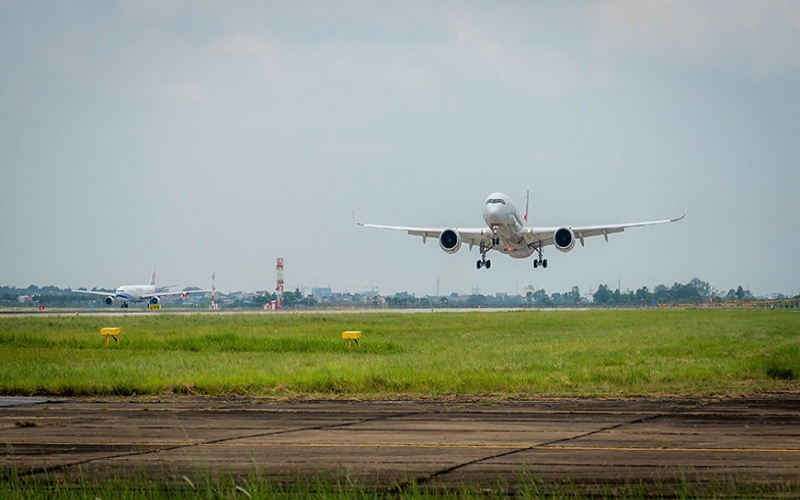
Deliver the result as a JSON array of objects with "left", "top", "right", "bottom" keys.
[{"left": 2, "top": 396, "right": 800, "bottom": 495}]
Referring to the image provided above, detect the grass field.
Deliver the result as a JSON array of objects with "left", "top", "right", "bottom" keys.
[
  {"left": 2, "top": 468, "right": 787, "bottom": 500},
  {"left": 1, "top": 309, "right": 798, "bottom": 398}
]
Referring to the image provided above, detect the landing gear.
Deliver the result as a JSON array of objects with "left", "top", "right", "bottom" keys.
[
  {"left": 477, "top": 240, "right": 493, "bottom": 270},
  {"left": 532, "top": 246, "right": 547, "bottom": 269},
  {"left": 122, "top": 302, "right": 129, "bottom": 309}
]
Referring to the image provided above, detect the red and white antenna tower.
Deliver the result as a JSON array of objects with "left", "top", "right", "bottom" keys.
[
  {"left": 276, "top": 258, "right": 284, "bottom": 309},
  {"left": 210, "top": 271, "right": 219, "bottom": 310}
]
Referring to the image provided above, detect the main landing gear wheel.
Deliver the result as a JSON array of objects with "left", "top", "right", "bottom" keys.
[
  {"left": 477, "top": 260, "right": 482, "bottom": 269},
  {"left": 533, "top": 245, "right": 547, "bottom": 269},
  {"left": 476, "top": 259, "right": 491, "bottom": 270}
]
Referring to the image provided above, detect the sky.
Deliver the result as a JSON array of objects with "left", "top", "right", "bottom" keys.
[{"left": 1, "top": 1, "right": 799, "bottom": 298}]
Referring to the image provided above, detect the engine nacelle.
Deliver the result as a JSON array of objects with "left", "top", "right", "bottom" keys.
[
  {"left": 104, "top": 296, "right": 114, "bottom": 305},
  {"left": 554, "top": 227, "right": 576, "bottom": 253},
  {"left": 149, "top": 296, "right": 160, "bottom": 305},
  {"left": 439, "top": 229, "right": 462, "bottom": 254}
]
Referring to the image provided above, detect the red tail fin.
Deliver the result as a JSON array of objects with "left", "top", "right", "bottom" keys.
[{"left": 524, "top": 190, "right": 529, "bottom": 223}]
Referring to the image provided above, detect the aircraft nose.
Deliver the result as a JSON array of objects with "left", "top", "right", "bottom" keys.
[{"left": 484, "top": 204, "right": 503, "bottom": 224}]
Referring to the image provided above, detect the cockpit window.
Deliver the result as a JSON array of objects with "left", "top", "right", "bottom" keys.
[{"left": 485, "top": 198, "right": 506, "bottom": 205}]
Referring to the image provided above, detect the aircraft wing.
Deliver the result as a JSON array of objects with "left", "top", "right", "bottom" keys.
[
  {"left": 523, "top": 213, "right": 685, "bottom": 247},
  {"left": 141, "top": 289, "right": 212, "bottom": 299},
  {"left": 71, "top": 290, "right": 115, "bottom": 297},
  {"left": 355, "top": 216, "right": 491, "bottom": 248}
]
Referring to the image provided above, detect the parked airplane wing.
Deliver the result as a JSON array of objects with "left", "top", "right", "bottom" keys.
[
  {"left": 141, "top": 289, "right": 212, "bottom": 300},
  {"left": 71, "top": 289, "right": 115, "bottom": 296}
]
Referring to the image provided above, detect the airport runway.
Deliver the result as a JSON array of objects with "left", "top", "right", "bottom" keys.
[
  {"left": 0, "top": 307, "right": 547, "bottom": 317},
  {"left": 2, "top": 397, "right": 800, "bottom": 494}
]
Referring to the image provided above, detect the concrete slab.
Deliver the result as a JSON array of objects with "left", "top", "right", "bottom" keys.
[{"left": 2, "top": 397, "right": 799, "bottom": 494}]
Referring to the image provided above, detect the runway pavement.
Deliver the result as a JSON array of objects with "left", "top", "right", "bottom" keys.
[{"left": 2, "top": 397, "right": 800, "bottom": 495}]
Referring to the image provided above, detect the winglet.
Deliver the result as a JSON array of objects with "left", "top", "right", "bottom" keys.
[
  {"left": 524, "top": 190, "right": 529, "bottom": 223},
  {"left": 352, "top": 210, "right": 364, "bottom": 227},
  {"left": 671, "top": 212, "right": 686, "bottom": 223}
]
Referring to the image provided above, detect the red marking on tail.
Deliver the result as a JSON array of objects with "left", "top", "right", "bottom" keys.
[{"left": 524, "top": 190, "right": 529, "bottom": 223}]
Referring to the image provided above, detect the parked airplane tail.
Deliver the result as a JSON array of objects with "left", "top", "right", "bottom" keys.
[{"left": 149, "top": 263, "right": 156, "bottom": 286}]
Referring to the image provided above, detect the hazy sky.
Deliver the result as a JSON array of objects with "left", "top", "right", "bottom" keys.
[{"left": 2, "top": 1, "right": 799, "bottom": 297}]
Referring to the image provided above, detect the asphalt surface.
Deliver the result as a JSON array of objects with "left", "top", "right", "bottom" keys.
[{"left": 2, "top": 397, "right": 800, "bottom": 495}]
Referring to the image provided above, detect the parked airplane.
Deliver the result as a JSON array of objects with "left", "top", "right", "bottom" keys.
[
  {"left": 355, "top": 192, "right": 684, "bottom": 269},
  {"left": 72, "top": 264, "right": 210, "bottom": 307}
]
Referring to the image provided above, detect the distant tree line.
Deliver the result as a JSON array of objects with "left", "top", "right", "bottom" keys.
[
  {"left": 589, "top": 278, "right": 754, "bottom": 306},
  {"left": 234, "top": 289, "right": 317, "bottom": 309},
  {"left": 0, "top": 280, "right": 794, "bottom": 309}
]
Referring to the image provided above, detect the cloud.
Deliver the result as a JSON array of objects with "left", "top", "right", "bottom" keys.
[
  {"left": 586, "top": 0, "right": 800, "bottom": 78},
  {"left": 211, "top": 32, "right": 287, "bottom": 80},
  {"left": 169, "top": 82, "right": 205, "bottom": 101},
  {"left": 118, "top": 0, "right": 190, "bottom": 21},
  {"left": 441, "top": 7, "right": 581, "bottom": 99}
]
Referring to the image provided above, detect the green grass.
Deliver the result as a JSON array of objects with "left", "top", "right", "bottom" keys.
[
  {"left": 1, "top": 465, "right": 795, "bottom": 499},
  {"left": 0, "top": 309, "right": 798, "bottom": 398}
]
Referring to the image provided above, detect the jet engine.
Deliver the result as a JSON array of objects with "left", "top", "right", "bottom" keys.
[
  {"left": 554, "top": 227, "right": 576, "bottom": 253},
  {"left": 439, "top": 229, "right": 462, "bottom": 254},
  {"left": 104, "top": 296, "right": 114, "bottom": 305},
  {"left": 149, "top": 296, "right": 160, "bottom": 305}
]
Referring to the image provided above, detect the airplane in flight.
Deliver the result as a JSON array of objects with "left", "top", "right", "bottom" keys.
[
  {"left": 355, "top": 192, "right": 684, "bottom": 269},
  {"left": 72, "top": 264, "right": 210, "bottom": 307}
]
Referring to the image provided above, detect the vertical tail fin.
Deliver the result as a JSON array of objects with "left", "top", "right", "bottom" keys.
[
  {"left": 149, "top": 263, "right": 156, "bottom": 286},
  {"left": 524, "top": 190, "right": 529, "bottom": 223}
]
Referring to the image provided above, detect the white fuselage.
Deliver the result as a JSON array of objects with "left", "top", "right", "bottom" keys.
[
  {"left": 356, "top": 190, "right": 683, "bottom": 270},
  {"left": 72, "top": 264, "right": 208, "bottom": 307},
  {"left": 114, "top": 285, "right": 157, "bottom": 303},
  {"left": 482, "top": 192, "right": 535, "bottom": 259}
]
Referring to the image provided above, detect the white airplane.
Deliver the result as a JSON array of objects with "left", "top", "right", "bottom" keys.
[
  {"left": 355, "top": 192, "right": 684, "bottom": 269},
  {"left": 72, "top": 264, "right": 210, "bottom": 308}
]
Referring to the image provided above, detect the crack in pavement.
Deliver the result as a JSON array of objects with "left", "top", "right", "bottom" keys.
[
  {"left": 7, "top": 408, "right": 427, "bottom": 480},
  {"left": 389, "top": 411, "right": 672, "bottom": 493}
]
